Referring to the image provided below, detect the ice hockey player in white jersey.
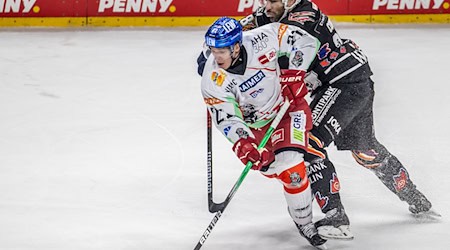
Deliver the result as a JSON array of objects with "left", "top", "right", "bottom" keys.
[{"left": 200, "top": 17, "right": 327, "bottom": 249}]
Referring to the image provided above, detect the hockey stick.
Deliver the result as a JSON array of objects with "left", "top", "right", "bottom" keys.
[
  {"left": 206, "top": 110, "right": 223, "bottom": 213},
  {"left": 194, "top": 99, "right": 290, "bottom": 250}
]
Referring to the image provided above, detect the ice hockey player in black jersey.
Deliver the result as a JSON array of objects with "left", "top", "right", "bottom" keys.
[
  {"left": 243, "top": 0, "right": 435, "bottom": 240},
  {"left": 197, "top": 0, "right": 435, "bottom": 241}
]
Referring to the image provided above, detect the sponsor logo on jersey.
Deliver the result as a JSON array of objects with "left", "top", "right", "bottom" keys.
[
  {"left": 308, "top": 162, "right": 326, "bottom": 185},
  {"left": 204, "top": 97, "right": 224, "bottom": 105},
  {"left": 373, "top": 0, "right": 447, "bottom": 10},
  {"left": 249, "top": 88, "right": 264, "bottom": 98},
  {"left": 320, "top": 59, "right": 331, "bottom": 67},
  {"left": 393, "top": 168, "right": 409, "bottom": 192},
  {"left": 223, "top": 126, "right": 231, "bottom": 136},
  {"left": 330, "top": 51, "right": 339, "bottom": 60},
  {"left": 330, "top": 173, "right": 341, "bottom": 194},
  {"left": 0, "top": 0, "right": 37, "bottom": 13},
  {"left": 211, "top": 70, "right": 226, "bottom": 86},
  {"left": 258, "top": 48, "right": 277, "bottom": 64},
  {"left": 239, "top": 70, "right": 266, "bottom": 92},
  {"left": 98, "top": 0, "right": 173, "bottom": 13},
  {"left": 326, "top": 116, "right": 342, "bottom": 135},
  {"left": 224, "top": 79, "right": 239, "bottom": 92},
  {"left": 271, "top": 129, "right": 284, "bottom": 145},
  {"left": 312, "top": 86, "right": 341, "bottom": 126},
  {"left": 251, "top": 32, "right": 269, "bottom": 52},
  {"left": 277, "top": 24, "right": 288, "bottom": 47},
  {"left": 251, "top": 32, "right": 268, "bottom": 46},
  {"left": 318, "top": 43, "right": 331, "bottom": 60},
  {"left": 290, "top": 111, "right": 306, "bottom": 146},
  {"left": 288, "top": 11, "right": 315, "bottom": 24}
]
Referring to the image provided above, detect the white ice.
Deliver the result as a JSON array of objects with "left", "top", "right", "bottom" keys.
[{"left": 1, "top": 24, "right": 450, "bottom": 250}]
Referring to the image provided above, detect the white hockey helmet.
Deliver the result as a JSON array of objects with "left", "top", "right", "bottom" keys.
[
  {"left": 282, "top": 0, "right": 302, "bottom": 10},
  {"left": 258, "top": 0, "right": 303, "bottom": 20},
  {"left": 258, "top": 0, "right": 302, "bottom": 9}
]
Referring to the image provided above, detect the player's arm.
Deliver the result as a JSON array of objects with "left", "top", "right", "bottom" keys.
[
  {"left": 277, "top": 23, "right": 320, "bottom": 101},
  {"left": 201, "top": 76, "right": 272, "bottom": 169},
  {"left": 243, "top": 5, "right": 272, "bottom": 29},
  {"left": 201, "top": 75, "right": 253, "bottom": 144}
]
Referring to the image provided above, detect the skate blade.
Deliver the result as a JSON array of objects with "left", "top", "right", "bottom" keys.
[
  {"left": 412, "top": 209, "right": 442, "bottom": 222},
  {"left": 318, "top": 225, "right": 354, "bottom": 241},
  {"left": 314, "top": 243, "right": 328, "bottom": 250}
]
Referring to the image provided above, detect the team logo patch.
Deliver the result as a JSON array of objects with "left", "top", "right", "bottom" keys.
[
  {"left": 315, "top": 191, "right": 329, "bottom": 209},
  {"left": 290, "top": 172, "right": 302, "bottom": 187},
  {"left": 393, "top": 168, "right": 409, "bottom": 192},
  {"left": 291, "top": 50, "right": 304, "bottom": 67},
  {"left": 330, "top": 173, "right": 340, "bottom": 194},
  {"left": 236, "top": 128, "right": 249, "bottom": 139},
  {"left": 211, "top": 70, "right": 226, "bottom": 86}
]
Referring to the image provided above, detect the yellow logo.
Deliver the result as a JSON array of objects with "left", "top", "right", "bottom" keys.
[
  {"left": 204, "top": 98, "right": 224, "bottom": 105},
  {"left": 211, "top": 70, "right": 226, "bottom": 86}
]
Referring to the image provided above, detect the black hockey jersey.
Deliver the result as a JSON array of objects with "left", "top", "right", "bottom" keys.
[{"left": 250, "top": 1, "right": 373, "bottom": 93}]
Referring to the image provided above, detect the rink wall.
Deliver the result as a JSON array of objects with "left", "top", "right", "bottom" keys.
[{"left": 0, "top": 0, "right": 449, "bottom": 27}]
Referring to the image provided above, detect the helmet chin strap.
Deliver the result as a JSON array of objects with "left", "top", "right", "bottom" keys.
[
  {"left": 229, "top": 44, "right": 241, "bottom": 66},
  {"left": 279, "top": 0, "right": 302, "bottom": 21}
]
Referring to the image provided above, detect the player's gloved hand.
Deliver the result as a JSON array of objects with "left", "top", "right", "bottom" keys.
[
  {"left": 280, "top": 69, "right": 307, "bottom": 103},
  {"left": 232, "top": 137, "right": 274, "bottom": 170}
]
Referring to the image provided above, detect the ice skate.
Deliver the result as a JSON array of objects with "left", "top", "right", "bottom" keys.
[
  {"left": 315, "top": 207, "right": 354, "bottom": 240},
  {"left": 296, "top": 222, "right": 328, "bottom": 249},
  {"left": 402, "top": 188, "right": 441, "bottom": 219}
]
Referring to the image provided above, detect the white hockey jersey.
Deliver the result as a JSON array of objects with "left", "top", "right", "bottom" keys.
[{"left": 201, "top": 22, "right": 319, "bottom": 144}]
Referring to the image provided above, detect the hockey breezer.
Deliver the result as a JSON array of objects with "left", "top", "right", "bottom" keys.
[{"left": 193, "top": 99, "right": 290, "bottom": 250}]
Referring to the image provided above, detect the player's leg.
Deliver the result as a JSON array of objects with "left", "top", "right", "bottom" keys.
[
  {"left": 305, "top": 82, "right": 373, "bottom": 239},
  {"left": 262, "top": 150, "right": 327, "bottom": 248},
  {"left": 305, "top": 133, "right": 352, "bottom": 240},
  {"left": 257, "top": 103, "right": 326, "bottom": 248},
  {"left": 351, "top": 142, "right": 432, "bottom": 214},
  {"left": 335, "top": 79, "right": 433, "bottom": 214}
]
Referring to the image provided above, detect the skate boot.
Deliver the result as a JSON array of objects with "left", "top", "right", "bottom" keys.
[
  {"left": 399, "top": 188, "right": 432, "bottom": 214},
  {"left": 295, "top": 222, "right": 327, "bottom": 249},
  {"left": 398, "top": 187, "right": 442, "bottom": 219},
  {"left": 315, "top": 207, "right": 354, "bottom": 240}
]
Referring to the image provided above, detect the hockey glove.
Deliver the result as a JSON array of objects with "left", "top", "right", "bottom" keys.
[
  {"left": 280, "top": 69, "right": 307, "bottom": 103},
  {"left": 232, "top": 137, "right": 274, "bottom": 170}
]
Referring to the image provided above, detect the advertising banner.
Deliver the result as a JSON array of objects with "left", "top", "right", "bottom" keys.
[
  {"left": 0, "top": 0, "right": 85, "bottom": 17},
  {"left": 89, "top": 0, "right": 258, "bottom": 16},
  {"left": 0, "top": 0, "right": 449, "bottom": 26}
]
